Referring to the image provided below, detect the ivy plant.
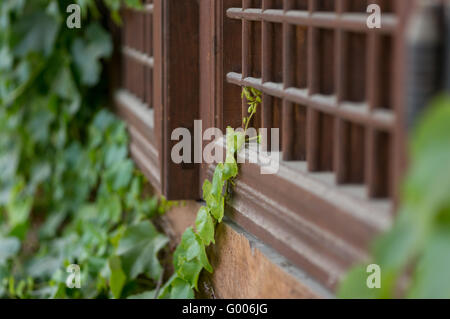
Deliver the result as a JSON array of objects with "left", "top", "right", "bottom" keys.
[
  {"left": 0, "top": 0, "right": 176, "bottom": 299},
  {"left": 158, "top": 87, "right": 262, "bottom": 299},
  {"left": 338, "top": 96, "right": 450, "bottom": 299}
]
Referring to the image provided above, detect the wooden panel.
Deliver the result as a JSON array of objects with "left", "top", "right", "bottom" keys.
[
  {"left": 213, "top": 0, "right": 409, "bottom": 291},
  {"left": 225, "top": 0, "right": 400, "bottom": 199},
  {"left": 117, "top": 2, "right": 162, "bottom": 194},
  {"left": 154, "top": 0, "right": 200, "bottom": 200}
]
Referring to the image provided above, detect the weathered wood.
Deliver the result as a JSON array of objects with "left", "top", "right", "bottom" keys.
[{"left": 154, "top": 0, "right": 200, "bottom": 200}]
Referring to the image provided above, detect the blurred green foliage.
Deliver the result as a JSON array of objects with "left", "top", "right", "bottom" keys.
[
  {"left": 339, "top": 96, "right": 450, "bottom": 299},
  {"left": 0, "top": 0, "right": 174, "bottom": 299}
]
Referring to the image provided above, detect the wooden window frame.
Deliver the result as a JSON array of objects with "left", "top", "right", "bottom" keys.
[
  {"left": 115, "top": 0, "right": 412, "bottom": 292},
  {"left": 201, "top": 0, "right": 410, "bottom": 291}
]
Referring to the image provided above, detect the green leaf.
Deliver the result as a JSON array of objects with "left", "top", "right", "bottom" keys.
[
  {"left": 211, "top": 163, "right": 225, "bottom": 199},
  {"left": 53, "top": 66, "right": 81, "bottom": 115},
  {"left": 195, "top": 207, "right": 215, "bottom": 245},
  {"left": 105, "top": 159, "right": 134, "bottom": 191},
  {"left": 224, "top": 154, "right": 238, "bottom": 180},
  {"left": 116, "top": 221, "right": 169, "bottom": 280},
  {"left": 173, "top": 228, "right": 212, "bottom": 289},
  {"left": 226, "top": 127, "right": 237, "bottom": 154},
  {"left": 157, "top": 274, "right": 194, "bottom": 299},
  {"left": 338, "top": 266, "right": 383, "bottom": 299},
  {"left": 208, "top": 194, "right": 224, "bottom": 222},
  {"left": 104, "top": 144, "right": 128, "bottom": 168},
  {"left": 109, "top": 256, "right": 126, "bottom": 299},
  {"left": 0, "top": 237, "right": 20, "bottom": 265},
  {"left": 202, "top": 180, "right": 212, "bottom": 199},
  {"left": 7, "top": 195, "right": 33, "bottom": 229},
  {"left": 98, "top": 195, "right": 122, "bottom": 225},
  {"left": 11, "top": 6, "right": 61, "bottom": 57},
  {"left": 72, "top": 23, "right": 112, "bottom": 86},
  {"left": 127, "top": 290, "right": 156, "bottom": 299},
  {"left": 169, "top": 278, "right": 195, "bottom": 299},
  {"left": 173, "top": 257, "right": 203, "bottom": 290},
  {"left": 408, "top": 228, "right": 450, "bottom": 298}
]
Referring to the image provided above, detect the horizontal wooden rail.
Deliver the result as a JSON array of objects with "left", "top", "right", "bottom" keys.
[
  {"left": 227, "top": 72, "right": 395, "bottom": 132},
  {"left": 122, "top": 46, "right": 154, "bottom": 68},
  {"left": 226, "top": 8, "right": 398, "bottom": 34}
]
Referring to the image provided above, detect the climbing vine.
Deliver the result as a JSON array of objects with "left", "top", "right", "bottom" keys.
[{"left": 158, "top": 87, "right": 262, "bottom": 299}]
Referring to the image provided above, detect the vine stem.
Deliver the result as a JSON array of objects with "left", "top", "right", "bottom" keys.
[{"left": 153, "top": 269, "right": 165, "bottom": 299}]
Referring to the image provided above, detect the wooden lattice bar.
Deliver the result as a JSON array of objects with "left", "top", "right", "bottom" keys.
[{"left": 226, "top": 0, "right": 400, "bottom": 200}]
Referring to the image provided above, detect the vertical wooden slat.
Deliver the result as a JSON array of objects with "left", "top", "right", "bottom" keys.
[
  {"left": 334, "top": 0, "right": 348, "bottom": 184},
  {"left": 366, "top": 5, "right": 385, "bottom": 197},
  {"left": 282, "top": 0, "right": 295, "bottom": 160},
  {"left": 262, "top": 0, "right": 273, "bottom": 150},
  {"left": 153, "top": 0, "right": 163, "bottom": 159},
  {"left": 157, "top": 0, "right": 200, "bottom": 200},
  {"left": 242, "top": 0, "right": 252, "bottom": 126},
  {"left": 306, "top": 0, "right": 320, "bottom": 172}
]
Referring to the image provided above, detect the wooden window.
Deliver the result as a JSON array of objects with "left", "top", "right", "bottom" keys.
[
  {"left": 115, "top": 0, "right": 410, "bottom": 292},
  {"left": 209, "top": 0, "right": 408, "bottom": 290}
]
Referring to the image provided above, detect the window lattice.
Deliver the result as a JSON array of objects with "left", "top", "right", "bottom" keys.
[{"left": 226, "top": 0, "right": 398, "bottom": 199}]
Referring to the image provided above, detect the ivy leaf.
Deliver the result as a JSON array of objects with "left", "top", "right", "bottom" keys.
[
  {"left": 405, "top": 97, "right": 450, "bottom": 213},
  {"left": 208, "top": 194, "right": 224, "bottom": 222},
  {"left": 0, "top": 237, "right": 20, "bottom": 266},
  {"left": 224, "top": 154, "right": 238, "bottom": 180},
  {"left": 26, "top": 104, "right": 55, "bottom": 144},
  {"left": 108, "top": 256, "right": 126, "bottom": 299},
  {"left": 337, "top": 266, "right": 381, "bottom": 299},
  {"left": 202, "top": 180, "right": 212, "bottom": 199},
  {"left": 203, "top": 178, "right": 224, "bottom": 222},
  {"left": 157, "top": 274, "right": 195, "bottom": 299},
  {"left": 173, "top": 257, "right": 203, "bottom": 290},
  {"left": 98, "top": 195, "right": 122, "bottom": 225},
  {"left": 11, "top": 5, "right": 61, "bottom": 57},
  {"left": 72, "top": 23, "right": 112, "bottom": 86},
  {"left": 124, "top": 0, "right": 144, "bottom": 10},
  {"left": 169, "top": 278, "right": 195, "bottom": 299},
  {"left": 104, "top": 159, "right": 134, "bottom": 192},
  {"left": 195, "top": 207, "right": 215, "bottom": 246},
  {"left": 7, "top": 193, "right": 32, "bottom": 230},
  {"left": 116, "top": 221, "right": 169, "bottom": 281},
  {"left": 408, "top": 228, "right": 450, "bottom": 298},
  {"left": 127, "top": 290, "right": 156, "bottom": 299},
  {"left": 226, "top": 127, "right": 237, "bottom": 154},
  {"left": 104, "top": 144, "right": 128, "bottom": 168},
  {"left": 93, "top": 109, "right": 117, "bottom": 133},
  {"left": 173, "top": 228, "right": 212, "bottom": 289},
  {"left": 53, "top": 66, "right": 81, "bottom": 115},
  {"left": 29, "top": 161, "right": 51, "bottom": 192},
  {"left": 211, "top": 163, "right": 225, "bottom": 199}
]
